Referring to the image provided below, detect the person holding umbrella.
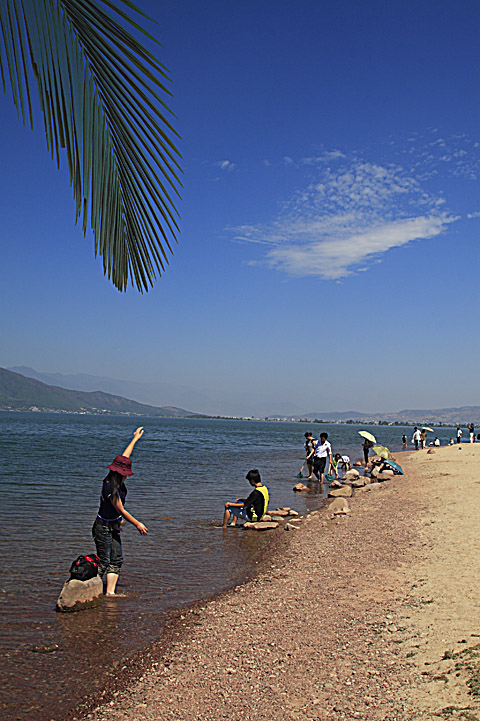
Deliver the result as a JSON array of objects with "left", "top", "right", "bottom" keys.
[{"left": 358, "top": 430, "right": 376, "bottom": 466}]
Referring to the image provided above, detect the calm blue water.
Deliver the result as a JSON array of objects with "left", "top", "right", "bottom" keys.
[{"left": 0, "top": 412, "right": 457, "bottom": 719}]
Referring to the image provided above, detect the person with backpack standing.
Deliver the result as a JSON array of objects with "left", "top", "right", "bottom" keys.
[{"left": 92, "top": 427, "right": 148, "bottom": 596}]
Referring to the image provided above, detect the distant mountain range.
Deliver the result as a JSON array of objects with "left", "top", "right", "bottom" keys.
[
  {"left": 3, "top": 366, "right": 480, "bottom": 424},
  {"left": 288, "top": 407, "right": 480, "bottom": 424},
  {"left": 0, "top": 368, "right": 197, "bottom": 417}
]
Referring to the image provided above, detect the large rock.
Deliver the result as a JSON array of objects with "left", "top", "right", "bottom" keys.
[
  {"left": 328, "top": 497, "right": 351, "bottom": 515},
  {"left": 377, "top": 470, "right": 394, "bottom": 481},
  {"left": 355, "top": 482, "right": 383, "bottom": 493},
  {"left": 329, "top": 479, "right": 343, "bottom": 489},
  {"left": 56, "top": 576, "right": 103, "bottom": 612},
  {"left": 243, "top": 521, "right": 279, "bottom": 531},
  {"left": 343, "top": 469, "right": 360, "bottom": 481},
  {"left": 269, "top": 509, "right": 290, "bottom": 517},
  {"left": 351, "top": 478, "right": 366, "bottom": 487},
  {"left": 328, "top": 485, "right": 353, "bottom": 498},
  {"left": 293, "top": 483, "right": 310, "bottom": 492}
]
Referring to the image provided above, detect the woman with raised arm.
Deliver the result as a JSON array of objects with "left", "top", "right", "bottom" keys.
[{"left": 92, "top": 427, "right": 148, "bottom": 596}]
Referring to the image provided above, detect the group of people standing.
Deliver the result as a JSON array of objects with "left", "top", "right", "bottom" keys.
[
  {"left": 457, "top": 424, "right": 476, "bottom": 443},
  {"left": 304, "top": 431, "right": 351, "bottom": 483}
]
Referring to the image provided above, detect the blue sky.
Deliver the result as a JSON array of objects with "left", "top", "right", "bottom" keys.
[{"left": 1, "top": 0, "right": 479, "bottom": 416}]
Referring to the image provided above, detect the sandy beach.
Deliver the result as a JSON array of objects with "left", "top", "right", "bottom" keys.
[{"left": 76, "top": 443, "right": 480, "bottom": 721}]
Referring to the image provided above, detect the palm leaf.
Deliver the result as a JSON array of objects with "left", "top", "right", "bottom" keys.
[{"left": 0, "top": 0, "right": 181, "bottom": 292}]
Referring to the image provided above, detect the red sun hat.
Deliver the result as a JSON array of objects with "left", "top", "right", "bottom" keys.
[{"left": 107, "top": 455, "right": 134, "bottom": 476}]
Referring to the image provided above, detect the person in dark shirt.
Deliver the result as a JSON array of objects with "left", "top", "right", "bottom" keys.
[
  {"left": 221, "top": 469, "right": 269, "bottom": 529},
  {"left": 92, "top": 427, "right": 148, "bottom": 596},
  {"left": 304, "top": 431, "right": 316, "bottom": 480}
]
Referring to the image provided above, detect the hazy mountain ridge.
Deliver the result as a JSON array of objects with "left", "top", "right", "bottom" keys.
[
  {"left": 293, "top": 407, "right": 480, "bottom": 424},
  {"left": 8, "top": 365, "right": 209, "bottom": 412},
  {"left": 5, "top": 367, "right": 480, "bottom": 423},
  {"left": 0, "top": 368, "right": 197, "bottom": 417}
]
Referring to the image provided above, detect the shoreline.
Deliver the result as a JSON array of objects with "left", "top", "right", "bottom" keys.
[
  {"left": 68, "top": 525, "right": 294, "bottom": 720},
  {"left": 72, "top": 444, "right": 480, "bottom": 720}
]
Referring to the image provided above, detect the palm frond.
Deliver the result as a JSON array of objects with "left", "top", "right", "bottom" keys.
[{"left": 0, "top": 0, "right": 181, "bottom": 292}]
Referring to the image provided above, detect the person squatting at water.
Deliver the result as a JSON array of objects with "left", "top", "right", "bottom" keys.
[
  {"left": 92, "top": 427, "right": 148, "bottom": 596},
  {"left": 313, "top": 432, "right": 333, "bottom": 483},
  {"left": 222, "top": 469, "right": 269, "bottom": 529}
]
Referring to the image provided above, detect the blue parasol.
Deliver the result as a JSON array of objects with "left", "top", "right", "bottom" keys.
[{"left": 383, "top": 459, "right": 404, "bottom": 475}]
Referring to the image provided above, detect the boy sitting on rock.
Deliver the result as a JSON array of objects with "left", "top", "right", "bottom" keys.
[{"left": 222, "top": 469, "right": 269, "bottom": 529}]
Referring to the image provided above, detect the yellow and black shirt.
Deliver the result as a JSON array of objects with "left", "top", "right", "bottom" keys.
[{"left": 243, "top": 485, "right": 269, "bottom": 522}]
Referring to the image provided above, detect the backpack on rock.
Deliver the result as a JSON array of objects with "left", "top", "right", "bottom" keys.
[{"left": 69, "top": 554, "right": 100, "bottom": 582}]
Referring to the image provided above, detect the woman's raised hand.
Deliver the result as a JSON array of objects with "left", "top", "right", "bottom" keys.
[{"left": 133, "top": 427, "right": 144, "bottom": 440}]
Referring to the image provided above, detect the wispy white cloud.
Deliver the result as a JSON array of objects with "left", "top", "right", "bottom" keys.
[
  {"left": 216, "top": 160, "right": 237, "bottom": 172},
  {"left": 261, "top": 214, "right": 456, "bottom": 279},
  {"left": 231, "top": 145, "right": 467, "bottom": 279}
]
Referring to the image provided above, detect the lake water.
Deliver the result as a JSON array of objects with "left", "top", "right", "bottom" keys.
[{"left": 0, "top": 413, "right": 457, "bottom": 719}]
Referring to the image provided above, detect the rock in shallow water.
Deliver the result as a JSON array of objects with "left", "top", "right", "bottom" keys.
[
  {"left": 293, "top": 483, "right": 310, "bottom": 492},
  {"left": 243, "top": 521, "right": 279, "bottom": 531},
  {"left": 56, "top": 577, "right": 103, "bottom": 612}
]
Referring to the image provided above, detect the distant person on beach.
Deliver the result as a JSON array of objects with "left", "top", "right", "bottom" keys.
[
  {"left": 92, "top": 427, "right": 148, "bottom": 596},
  {"left": 468, "top": 423, "right": 475, "bottom": 443},
  {"left": 420, "top": 429, "right": 427, "bottom": 450},
  {"left": 412, "top": 427, "right": 421, "bottom": 451},
  {"left": 222, "top": 469, "right": 269, "bottom": 529},
  {"left": 402, "top": 435, "right": 407, "bottom": 449},
  {"left": 304, "top": 432, "right": 316, "bottom": 480},
  {"left": 313, "top": 432, "right": 333, "bottom": 483},
  {"left": 457, "top": 427, "right": 462, "bottom": 444},
  {"left": 434, "top": 437, "right": 440, "bottom": 446},
  {"left": 362, "top": 439, "right": 373, "bottom": 465}
]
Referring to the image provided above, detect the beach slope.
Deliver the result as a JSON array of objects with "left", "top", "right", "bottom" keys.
[{"left": 82, "top": 444, "right": 480, "bottom": 721}]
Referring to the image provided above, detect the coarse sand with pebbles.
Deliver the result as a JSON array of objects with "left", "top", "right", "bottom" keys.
[{"left": 74, "top": 443, "right": 480, "bottom": 721}]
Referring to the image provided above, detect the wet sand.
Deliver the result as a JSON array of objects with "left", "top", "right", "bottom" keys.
[{"left": 75, "top": 443, "right": 480, "bottom": 721}]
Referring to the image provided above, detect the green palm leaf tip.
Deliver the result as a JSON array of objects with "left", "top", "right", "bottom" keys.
[{"left": 0, "top": 0, "right": 182, "bottom": 293}]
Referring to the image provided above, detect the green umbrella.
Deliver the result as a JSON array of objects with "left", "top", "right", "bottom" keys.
[
  {"left": 373, "top": 444, "right": 394, "bottom": 460},
  {"left": 358, "top": 430, "right": 377, "bottom": 443}
]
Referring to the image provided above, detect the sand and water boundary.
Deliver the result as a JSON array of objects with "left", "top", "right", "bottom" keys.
[{"left": 72, "top": 444, "right": 480, "bottom": 721}]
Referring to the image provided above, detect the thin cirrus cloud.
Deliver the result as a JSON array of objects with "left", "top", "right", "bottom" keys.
[
  {"left": 216, "top": 159, "right": 237, "bottom": 172},
  {"left": 231, "top": 140, "right": 472, "bottom": 279}
]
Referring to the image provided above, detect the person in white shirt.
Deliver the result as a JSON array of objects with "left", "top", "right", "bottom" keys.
[
  {"left": 313, "top": 432, "right": 333, "bottom": 483},
  {"left": 412, "top": 427, "right": 421, "bottom": 451}
]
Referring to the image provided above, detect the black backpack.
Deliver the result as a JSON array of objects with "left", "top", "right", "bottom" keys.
[{"left": 69, "top": 554, "right": 100, "bottom": 581}]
